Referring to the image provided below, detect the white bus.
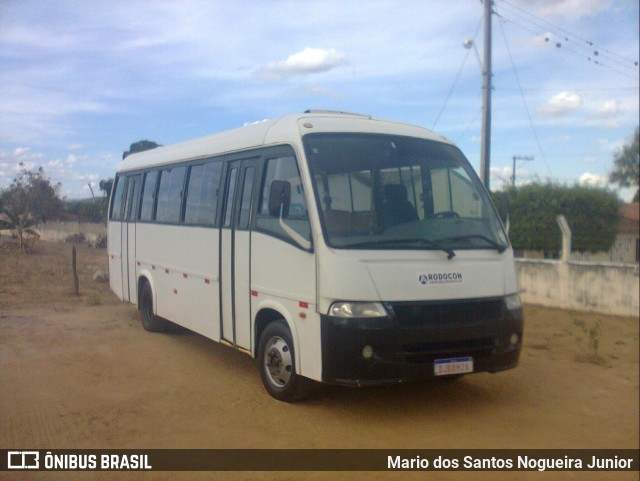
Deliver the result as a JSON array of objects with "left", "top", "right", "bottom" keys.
[{"left": 108, "top": 110, "right": 523, "bottom": 402}]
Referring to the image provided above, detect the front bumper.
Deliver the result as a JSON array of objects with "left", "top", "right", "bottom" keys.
[{"left": 320, "top": 297, "right": 523, "bottom": 385}]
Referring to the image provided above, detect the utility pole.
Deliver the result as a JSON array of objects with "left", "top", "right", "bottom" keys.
[
  {"left": 480, "top": 0, "right": 493, "bottom": 191},
  {"left": 512, "top": 155, "right": 534, "bottom": 187}
]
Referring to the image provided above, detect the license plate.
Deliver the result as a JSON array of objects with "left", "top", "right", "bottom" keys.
[{"left": 434, "top": 357, "right": 474, "bottom": 376}]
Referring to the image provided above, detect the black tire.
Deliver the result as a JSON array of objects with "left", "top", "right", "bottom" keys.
[
  {"left": 139, "top": 281, "right": 168, "bottom": 333},
  {"left": 257, "top": 320, "right": 313, "bottom": 402}
]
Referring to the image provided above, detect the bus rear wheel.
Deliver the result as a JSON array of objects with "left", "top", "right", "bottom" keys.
[
  {"left": 258, "top": 320, "right": 312, "bottom": 402},
  {"left": 139, "top": 281, "right": 168, "bottom": 332}
]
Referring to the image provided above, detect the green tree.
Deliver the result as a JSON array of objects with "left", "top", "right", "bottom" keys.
[
  {"left": 99, "top": 178, "right": 114, "bottom": 197},
  {"left": 0, "top": 205, "right": 40, "bottom": 251},
  {"left": 0, "top": 166, "right": 64, "bottom": 223},
  {"left": 122, "top": 140, "right": 161, "bottom": 159},
  {"left": 494, "top": 183, "right": 620, "bottom": 256},
  {"left": 609, "top": 127, "right": 639, "bottom": 202}
]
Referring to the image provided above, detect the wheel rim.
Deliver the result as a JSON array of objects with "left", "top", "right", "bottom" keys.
[{"left": 263, "top": 336, "right": 292, "bottom": 388}]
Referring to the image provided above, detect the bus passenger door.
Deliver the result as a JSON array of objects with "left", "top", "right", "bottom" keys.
[
  {"left": 121, "top": 174, "right": 141, "bottom": 303},
  {"left": 220, "top": 159, "right": 257, "bottom": 350}
]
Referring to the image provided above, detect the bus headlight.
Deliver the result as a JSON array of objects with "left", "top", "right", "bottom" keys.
[
  {"left": 329, "top": 302, "right": 388, "bottom": 318},
  {"left": 504, "top": 293, "right": 522, "bottom": 311}
]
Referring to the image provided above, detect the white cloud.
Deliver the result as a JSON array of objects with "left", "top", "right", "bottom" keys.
[
  {"left": 13, "top": 147, "right": 32, "bottom": 157},
  {"left": 538, "top": 92, "right": 583, "bottom": 117},
  {"left": 490, "top": 166, "right": 514, "bottom": 187},
  {"left": 520, "top": 31, "right": 556, "bottom": 49},
  {"left": 596, "top": 100, "right": 619, "bottom": 118},
  {"left": 578, "top": 172, "right": 607, "bottom": 187},
  {"left": 585, "top": 98, "right": 621, "bottom": 128},
  {"left": 255, "top": 48, "right": 348, "bottom": 81},
  {"left": 491, "top": 165, "right": 536, "bottom": 188},
  {"left": 0, "top": 147, "right": 45, "bottom": 182}
]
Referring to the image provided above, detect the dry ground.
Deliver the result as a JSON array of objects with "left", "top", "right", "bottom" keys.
[{"left": 0, "top": 239, "right": 638, "bottom": 481}]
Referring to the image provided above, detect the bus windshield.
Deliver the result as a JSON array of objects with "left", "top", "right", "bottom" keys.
[{"left": 303, "top": 133, "right": 509, "bottom": 253}]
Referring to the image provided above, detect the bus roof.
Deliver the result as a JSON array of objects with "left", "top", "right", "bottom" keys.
[{"left": 117, "top": 111, "right": 452, "bottom": 173}]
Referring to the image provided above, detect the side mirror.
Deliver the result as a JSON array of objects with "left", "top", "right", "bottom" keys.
[
  {"left": 269, "top": 180, "right": 291, "bottom": 218},
  {"left": 268, "top": 179, "right": 311, "bottom": 251}
]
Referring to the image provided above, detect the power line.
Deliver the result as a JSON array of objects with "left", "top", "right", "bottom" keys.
[
  {"left": 455, "top": 107, "right": 482, "bottom": 144},
  {"left": 431, "top": 16, "right": 483, "bottom": 130},
  {"left": 498, "top": 87, "right": 638, "bottom": 93},
  {"left": 497, "top": 16, "right": 552, "bottom": 178},
  {"left": 496, "top": 0, "right": 640, "bottom": 68},
  {"left": 431, "top": 47, "right": 471, "bottom": 130},
  {"left": 497, "top": 14, "right": 639, "bottom": 80},
  {"left": 493, "top": 0, "right": 639, "bottom": 80}
]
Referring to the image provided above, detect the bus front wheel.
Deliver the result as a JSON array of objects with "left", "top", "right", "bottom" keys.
[{"left": 258, "top": 320, "right": 312, "bottom": 402}]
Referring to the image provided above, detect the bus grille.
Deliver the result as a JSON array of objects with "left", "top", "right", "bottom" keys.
[{"left": 389, "top": 298, "right": 504, "bottom": 328}]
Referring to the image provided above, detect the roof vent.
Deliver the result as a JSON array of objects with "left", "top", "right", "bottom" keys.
[{"left": 304, "top": 109, "right": 371, "bottom": 118}]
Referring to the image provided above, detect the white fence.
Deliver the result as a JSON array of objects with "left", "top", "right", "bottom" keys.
[{"left": 516, "top": 258, "right": 639, "bottom": 318}]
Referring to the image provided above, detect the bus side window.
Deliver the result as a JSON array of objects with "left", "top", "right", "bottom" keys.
[
  {"left": 237, "top": 166, "right": 255, "bottom": 230},
  {"left": 139, "top": 171, "right": 159, "bottom": 222},
  {"left": 109, "top": 175, "right": 126, "bottom": 221},
  {"left": 256, "top": 156, "right": 311, "bottom": 243},
  {"left": 155, "top": 166, "right": 187, "bottom": 224},
  {"left": 184, "top": 161, "right": 223, "bottom": 226},
  {"left": 124, "top": 175, "right": 142, "bottom": 221}
]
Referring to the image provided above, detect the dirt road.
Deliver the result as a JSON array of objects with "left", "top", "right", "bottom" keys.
[{"left": 0, "top": 240, "right": 638, "bottom": 480}]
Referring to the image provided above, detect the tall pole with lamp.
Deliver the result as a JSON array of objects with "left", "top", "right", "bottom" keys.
[
  {"left": 464, "top": 0, "right": 493, "bottom": 191},
  {"left": 481, "top": 0, "right": 493, "bottom": 191}
]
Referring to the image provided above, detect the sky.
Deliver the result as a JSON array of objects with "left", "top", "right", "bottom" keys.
[{"left": 0, "top": 0, "right": 638, "bottom": 200}]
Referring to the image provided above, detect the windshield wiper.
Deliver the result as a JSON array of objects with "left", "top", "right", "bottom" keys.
[
  {"left": 343, "top": 238, "right": 455, "bottom": 259},
  {"left": 437, "top": 234, "right": 507, "bottom": 253}
]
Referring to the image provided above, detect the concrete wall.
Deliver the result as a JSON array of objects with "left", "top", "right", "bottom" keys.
[
  {"left": 35, "top": 221, "right": 106, "bottom": 243},
  {"left": 516, "top": 258, "right": 640, "bottom": 318}
]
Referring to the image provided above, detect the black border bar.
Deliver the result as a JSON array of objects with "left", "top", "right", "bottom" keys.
[{"left": 2, "top": 449, "right": 638, "bottom": 472}]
